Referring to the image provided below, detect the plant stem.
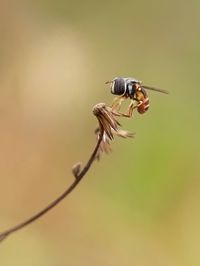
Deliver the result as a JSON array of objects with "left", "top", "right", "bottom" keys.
[{"left": 0, "top": 133, "right": 103, "bottom": 242}]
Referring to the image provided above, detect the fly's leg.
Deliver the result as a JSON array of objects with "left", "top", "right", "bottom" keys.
[
  {"left": 111, "top": 96, "right": 125, "bottom": 116},
  {"left": 121, "top": 100, "right": 143, "bottom": 118},
  {"left": 120, "top": 100, "right": 135, "bottom": 118}
]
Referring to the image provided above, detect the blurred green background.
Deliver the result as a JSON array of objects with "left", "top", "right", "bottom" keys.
[{"left": 0, "top": 0, "right": 200, "bottom": 265}]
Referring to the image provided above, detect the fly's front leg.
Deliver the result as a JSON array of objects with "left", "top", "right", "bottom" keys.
[{"left": 111, "top": 96, "right": 125, "bottom": 115}]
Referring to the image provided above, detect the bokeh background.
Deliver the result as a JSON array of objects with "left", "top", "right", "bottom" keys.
[{"left": 0, "top": 0, "right": 200, "bottom": 265}]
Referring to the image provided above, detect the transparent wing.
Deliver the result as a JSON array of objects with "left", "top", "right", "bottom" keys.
[{"left": 142, "top": 85, "right": 169, "bottom": 94}]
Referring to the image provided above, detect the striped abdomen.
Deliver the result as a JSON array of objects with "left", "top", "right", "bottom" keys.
[{"left": 137, "top": 97, "right": 150, "bottom": 114}]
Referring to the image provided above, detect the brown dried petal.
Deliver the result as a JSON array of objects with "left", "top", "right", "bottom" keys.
[
  {"left": 112, "top": 129, "right": 135, "bottom": 138},
  {"left": 95, "top": 129, "right": 112, "bottom": 160},
  {"left": 100, "top": 133, "right": 112, "bottom": 153}
]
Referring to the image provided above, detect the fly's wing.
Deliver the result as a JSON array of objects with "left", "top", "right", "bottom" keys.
[{"left": 142, "top": 85, "right": 169, "bottom": 94}]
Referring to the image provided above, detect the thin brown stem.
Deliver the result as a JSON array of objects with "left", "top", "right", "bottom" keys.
[{"left": 0, "top": 132, "right": 103, "bottom": 242}]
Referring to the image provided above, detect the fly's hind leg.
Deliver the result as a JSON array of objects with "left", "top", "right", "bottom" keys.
[
  {"left": 121, "top": 99, "right": 143, "bottom": 118},
  {"left": 120, "top": 100, "right": 135, "bottom": 118}
]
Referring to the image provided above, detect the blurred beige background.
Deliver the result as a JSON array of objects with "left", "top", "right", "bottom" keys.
[{"left": 0, "top": 0, "right": 200, "bottom": 265}]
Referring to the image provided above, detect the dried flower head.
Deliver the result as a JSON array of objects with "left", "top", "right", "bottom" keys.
[
  {"left": 93, "top": 103, "right": 120, "bottom": 140},
  {"left": 93, "top": 103, "right": 133, "bottom": 159}
]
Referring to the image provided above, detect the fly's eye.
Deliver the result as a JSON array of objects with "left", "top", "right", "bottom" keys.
[{"left": 111, "top": 78, "right": 126, "bottom": 95}]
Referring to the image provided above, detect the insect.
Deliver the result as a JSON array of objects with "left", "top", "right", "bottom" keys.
[{"left": 106, "top": 77, "right": 169, "bottom": 117}]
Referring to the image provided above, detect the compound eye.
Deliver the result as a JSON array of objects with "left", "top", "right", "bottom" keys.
[{"left": 113, "top": 78, "right": 126, "bottom": 95}]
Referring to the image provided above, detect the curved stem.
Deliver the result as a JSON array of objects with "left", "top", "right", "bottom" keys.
[{"left": 0, "top": 133, "right": 103, "bottom": 242}]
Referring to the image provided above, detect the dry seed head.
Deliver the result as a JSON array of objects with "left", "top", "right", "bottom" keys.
[
  {"left": 93, "top": 103, "right": 120, "bottom": 140},
  {"left": 93, "top": 103, "right": 133, "bottom": 159}
]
